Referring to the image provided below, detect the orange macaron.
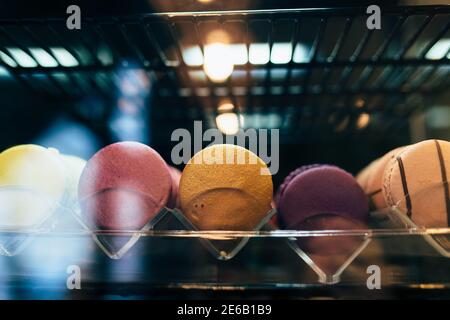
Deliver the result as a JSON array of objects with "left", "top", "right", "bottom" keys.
[{"left": 179, "top": 144, "right": 273, "bottom": 230}]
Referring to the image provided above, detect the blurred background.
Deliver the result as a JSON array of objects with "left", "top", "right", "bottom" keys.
[{"left": 0, "top": 0, "right": 448, "bottom": 187}]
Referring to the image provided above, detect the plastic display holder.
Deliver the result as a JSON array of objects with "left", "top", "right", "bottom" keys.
[
  {"left": 0, "top": 186, "right": 63, "bottom": 256},
  {"left": 286, "top": 230, "right": 371, "bottom": 285},
  {"left": 72, "top": 206, "right": 171, "bottom": 260},
  {"left": 171, "top": 208, "right": 277, "bottom": 260},
  {"left": 388, "top": 210, "right": 450, "bottom": 258},
  {"left": 384, "top": 184, "right": 450, "bottom": 257}
]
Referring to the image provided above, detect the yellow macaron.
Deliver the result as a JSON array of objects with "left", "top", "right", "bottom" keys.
[{"left": 0, "top": 144, "right": 66, "bottom": 228}]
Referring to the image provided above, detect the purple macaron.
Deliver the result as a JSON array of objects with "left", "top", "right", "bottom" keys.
[{"left": 276, "top": 165, "right": 369, "bottom": 230}]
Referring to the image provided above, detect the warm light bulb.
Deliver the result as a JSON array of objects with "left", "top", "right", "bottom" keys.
[
  {"left": 357, "top": 113, "right": 370, "bottom": 129},
  {"left": 203, "top": 43, "right": 234, "bottom": 83},
  {"left": 218, "top": 102, "right": 234, "bottom": 112},
  {"left": 216, "top": 112, "right": 239, "bottom": 135}
]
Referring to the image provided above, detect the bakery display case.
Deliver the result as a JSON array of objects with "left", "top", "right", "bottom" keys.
[{"left": 0, "top": 0, "right": 449, "bottom": 299}]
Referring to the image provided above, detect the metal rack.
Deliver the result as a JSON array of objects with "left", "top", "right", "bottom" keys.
[{"left": 0, "top": 6, "right": 449, "bottom": 141}]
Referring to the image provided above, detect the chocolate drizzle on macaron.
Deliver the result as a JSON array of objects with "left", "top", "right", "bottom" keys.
[{"left": 434, "top": 140, "right": 450, "bottom": 226}]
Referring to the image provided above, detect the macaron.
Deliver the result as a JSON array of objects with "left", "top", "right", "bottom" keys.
[
  {"left": 276, "top": 165, "right": 369, "bottom": 254},
  {"left": 0, "top": 144, "right": 66, "bottom": 228},
  {"left": 179, "top": 144, "right": 273, "bottom": 230},
  {"left": 358, "top": 147, "right": 405, "bottom": 210},
  {"left": 383, "top": 139, "right": 450, "bottom": 227},
  {"left": 356, "top": 159, "right": 379, "bottom": 192},
  {"left": 59, "top": 154, "right": 86, "bottom": 208},
  {"left": 78, "top": 141, "right": 171, "bottom": 230},
  {"left": 277, "top": 165, "right": 369, "bottom": 229}
]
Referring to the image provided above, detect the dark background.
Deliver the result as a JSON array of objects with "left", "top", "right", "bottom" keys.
[{"left": 0, "top": 0, "right": 447, "bottom": 188}]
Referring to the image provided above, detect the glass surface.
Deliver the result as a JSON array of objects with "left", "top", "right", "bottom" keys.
[{"left": 1, "top": 202, "right": 450, "bottom": 298}]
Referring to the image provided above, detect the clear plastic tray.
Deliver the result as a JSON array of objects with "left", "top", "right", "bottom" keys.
[{"left": 1, "top": 187, "right": 450, "bottom": 299}]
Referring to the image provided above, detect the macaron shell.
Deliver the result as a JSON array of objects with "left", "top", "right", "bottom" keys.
[
  {"left": 183, "top": 188, "right": 269, "bottom": 230},
  {"left": 79, "top": 142, "right": 170, "bottom": 203},
  {"left": 0, "top": 190, "right": 59, "bottom": 228},
  {"left": 277, "top": 165, "right": 369, "bottom": 229},
  {"left": 356, "top": 159, "right": 379, "bottom": 191},
  {"left": 0, "top": 144, "right": 66, "bottom": 228},
  {"left": 79, "top": 142, "right": 171, "bottom": 230},
  {"left": 275, "top": 164, "right": 322, "bottom": 207},
  {"left": 0, "top": 144, "right": 66, "bottom": 200},
  {"left": 383, "top": 140, "right": 450, "bottom": 227},
  {"left": 365, "top": 147, "right": 405, "bottom": 210},
  {"left": 82, "top": 189, "right": 161, "bottom": 230},
  {"left": 179, "top": 144, "right": 273, "bottom": 230}
]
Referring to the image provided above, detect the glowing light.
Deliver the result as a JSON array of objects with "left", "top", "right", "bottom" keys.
[
  {"left": 50, "top": 47, "right": 79, "bottom": 67},
  {"left": 357, "top": 113, "right": 370, "bottom": 129},
  {"left": 425, "top": 39, "right": 450, "bottom": 60},
  {"left": 0, "top": 50, "right": 18, "bottom": 67},
  {"left": 293, "top": 43, "right": 309, "bottom": 63},
  {"left": 203, "top": 43, "right": 234, "bottom": 83},
  {"left": 183, "top": 42, "right": 301, "bottom": 67},
  {"left": 216, "top": 112, "right": 240, "bottom": 135},
  {"left": 218, "top": 102, "right": 234, "bottom": 112},
  {"left": 29, "top": 48, "right": 58, "bottom": 67},
  {"left": 270, "top": 43, "right": 292, "bottom": 64},
  {"left": 229, "top": 44, "right": 248, "bottom": 65},
  {"left": 249, "top": 43, "right": 270, "bottom": 65},
  {"left": 6, "top": 48, "right": 37, "bottom": 68},
  {"left": 183, "top": 46, "right": 203, "bottom": 66}
]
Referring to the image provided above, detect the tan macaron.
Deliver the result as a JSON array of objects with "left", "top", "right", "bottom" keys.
[
  {"left": 179, "top": 144, "right": 273, "bottom": 230},
  {"left": 365, "top": 147, "right": 406, "bottom": 210},
  {"left": 357, "top": 147, "right": 406, "bottom": 210},
  {"left": 356, "top": 158, "right": 379, "bottom": 191},
  {"left": 383, "top": 140, "right": 450, "bottom": 227}
]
